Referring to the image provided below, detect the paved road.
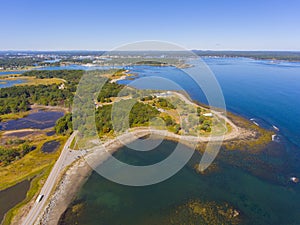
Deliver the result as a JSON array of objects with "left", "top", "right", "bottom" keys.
[
  {"left": 22, "top": 131, "right": 78, "bottom": 225},
  {"left": 22, "top": 92, "right": 240, "bottom": 225}
]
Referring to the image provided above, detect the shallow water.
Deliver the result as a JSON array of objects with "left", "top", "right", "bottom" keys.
[
  {"left": 0, "top": 111, "right": 64, "bottom": 131},
  {"left": 0, "top": 71, "right": 24, "bottom": 76},
  {"left": 0, "top": 180, "right": 30, "bottom": 223},
  {"left": 46, "top": 130, "right": 56, "bottom": 136},
  {"left": 59, "top": 139, "right": 300, "bottom": 225},
  {"left": 41, "top": 140, "right": 60, "bottom": 153},
  {"left": 0, "top": 79, "right": 25, "bottom": 88}
]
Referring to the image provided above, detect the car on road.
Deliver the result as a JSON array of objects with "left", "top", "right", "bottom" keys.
[{"left": 35, "top": 194, "right": 44, "bottom": 203}]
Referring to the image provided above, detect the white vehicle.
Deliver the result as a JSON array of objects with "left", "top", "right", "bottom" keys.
[{"left": 36, "top": 194, "right": 44, "bottom": 203}]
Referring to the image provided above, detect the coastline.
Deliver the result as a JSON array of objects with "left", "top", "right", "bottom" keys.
[
  {"left": 7, "top": 91, "right": 270, "bottom": 225},
  {"left": 34, "top": 123, "right": 255, "bottom": 225}
]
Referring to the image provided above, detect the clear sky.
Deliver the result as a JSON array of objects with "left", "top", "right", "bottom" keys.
[{"left": 0, "top": 0, "right": 299, "bottom": 51}]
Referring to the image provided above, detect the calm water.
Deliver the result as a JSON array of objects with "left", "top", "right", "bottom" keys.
[
  {"left": 0, "top": 71, "right": 25, "bottom": 76},
  {"left": 118, "top": 58, "right": 300, "bottom": 147},
  {"left": 46, "top": 130, "right": 56, "bottom": 136},
  {"left": 0, "top": 111, "right": 64, "bottom": 130},
  {"left": 59, "top": 140, "right": 300, "bottom": 225},
  {"left": 0, "top": 79, "right": 24, "bottom": 88},
  {"left": 0, "top": 180, "right": 30, "bottom": 223},
  {"left": 60, "top": 58, "right": 300, "bottom": 224},
  {"left": 41, "top": 140, "right": 60, "bottom": 153}
]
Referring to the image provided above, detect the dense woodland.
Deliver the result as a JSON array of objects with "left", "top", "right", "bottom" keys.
[
  {"left": 0, "top": 70, "right": 124, "bottom": 115},
  {"left": 95, "top": 101, "right": 160, "bottom": 134},
  {"left": 0, "top": 57, "right": 42, "bottom": 69},
  {"left": 55, "top": 101, "right": 161, "bottom": 135},
  {"left": 55, "top": 113, "right": 73, "bottom": 135},
  {"left": 1, "top": 69, "right": 212, "bottom": 137},
  {"left": 97, "top": 82, "right": 124, "bottom": 102},
  {"left": 0, "top": 84, "right": 74, "bottom": 115}
]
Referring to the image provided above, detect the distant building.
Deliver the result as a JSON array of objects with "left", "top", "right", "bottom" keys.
[
  {"left": 155, "top": 91, "right": 173, "bottom": 98},
  {"left": 203, "top": 113, "right": 213, "bottom": 117},
  {"left": 58, "top": 83, "right": 65, "bottom": 90}
]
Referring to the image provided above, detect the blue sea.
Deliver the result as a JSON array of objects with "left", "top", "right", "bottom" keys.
[
  {"left": 58, "top": 57, "right": 300, "bottom": 225},
  {"left": 2, "top": 58, "right": 300, "bottom": 224},
  {"left": 119, "top": 57, "right": 300, "bottom": 148}
]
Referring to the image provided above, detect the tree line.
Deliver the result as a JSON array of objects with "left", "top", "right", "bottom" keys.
[{"left": 0, "top": 69, "right": 123, "bottom": 115}]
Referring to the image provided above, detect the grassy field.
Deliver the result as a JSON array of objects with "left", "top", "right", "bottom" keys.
[
  {"left": 0, "top": 133, "right": 68, "bottom": 225},
  {"left": 0, "top": 111, "right": 31, "bottom": 122},
  {"left": 0, "top": 134, "right": 67, "bottom": 191},
  {"left": 0, "top": 75, "right": 64, "bottom": 86}
]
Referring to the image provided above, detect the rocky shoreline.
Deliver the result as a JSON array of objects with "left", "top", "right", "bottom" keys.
[{"left": 34, "top": 124, "right": 256, "bottom": 225}]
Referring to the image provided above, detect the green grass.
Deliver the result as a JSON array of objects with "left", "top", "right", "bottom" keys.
[
  {"left": 0, "top": 111, "right": 31, "bottom": 122},
  {"left": 0, "top": 135, "right": 67, "bottom": 190},
  {"left": 0, "top": 75, "right": 64, "bottom": 87},
  {"left": 69, "top": 135, "right": 79, "bottom": 150},
  {"left": 0, "top": 134, "right": 68, "bottom": 225}
]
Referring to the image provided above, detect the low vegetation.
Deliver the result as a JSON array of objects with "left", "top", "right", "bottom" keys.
[
  {"left": 0, "top": 134, "right": 66, "bottom": 191},
  {"left": 0, "top": 142, "right": 34, "bottom": 166}
]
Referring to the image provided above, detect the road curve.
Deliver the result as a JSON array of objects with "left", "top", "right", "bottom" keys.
[{"left": 22, "top": 131, "right": 78, "bottom": 225}]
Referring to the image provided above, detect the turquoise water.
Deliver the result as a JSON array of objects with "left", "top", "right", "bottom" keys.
[
  {"left": 59, "top": 58, "right": 300, "bottom": 224},
  {"left": 59, "top": 140, "right": 300, "bottom": 225}
]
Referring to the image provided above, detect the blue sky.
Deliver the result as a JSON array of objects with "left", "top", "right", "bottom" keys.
[{"left": 0, "top": 0, "right": 299, "bottom": 50}]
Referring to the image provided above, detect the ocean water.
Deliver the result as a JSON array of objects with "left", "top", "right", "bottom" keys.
[
  {"left": 119, "top": 58, "right": 300, "bottom": 147},
  {"left": 59, "top": 58, "right": 300, "bottom": 225},
  {"left": 59, "top": 139, "right": 300, "bottom": 225}
]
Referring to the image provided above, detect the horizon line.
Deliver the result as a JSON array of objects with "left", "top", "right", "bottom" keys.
[{"left": 0, "top": 49, "right": 300, "bottom": 52}]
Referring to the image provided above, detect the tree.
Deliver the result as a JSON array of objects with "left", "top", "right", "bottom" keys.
[{"left": 55, "top": 113, "right": 73, "bottom": 135}]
